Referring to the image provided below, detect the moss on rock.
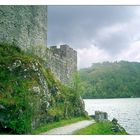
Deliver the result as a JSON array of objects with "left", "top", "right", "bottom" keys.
[{"left": 0, "top": 44, "right": 85, "bottom": 134}]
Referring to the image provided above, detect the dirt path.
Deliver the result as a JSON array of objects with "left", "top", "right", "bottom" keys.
[{"left": 41, "top": 120, "right": 95, "bottom": 135}]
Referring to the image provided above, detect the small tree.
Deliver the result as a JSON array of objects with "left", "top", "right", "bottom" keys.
[
  {"left": 70, "top": 72, "right": 85, "bottom": 97},
  {"left": 69, "top": 72, "right": 86, "bottom": 116}
]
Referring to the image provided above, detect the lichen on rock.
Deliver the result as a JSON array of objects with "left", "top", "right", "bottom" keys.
[{"left": 0, "top": 44, "right": 85, "bottom": 134}]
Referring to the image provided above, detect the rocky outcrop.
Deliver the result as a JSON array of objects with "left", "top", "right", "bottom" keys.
[
  {"left": 111, "top": 118, "right": 126, "bottom": 133},
  {"left": 0, "top": 44, "right": 85, "bottom": 134}
]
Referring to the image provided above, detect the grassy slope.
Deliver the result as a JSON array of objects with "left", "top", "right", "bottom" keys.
[
  {"left": 74, "top": 121, "right": 127, "bottom": 135},
  {"left": 32, "top": 117, "right": 87, "bottom": 134}
]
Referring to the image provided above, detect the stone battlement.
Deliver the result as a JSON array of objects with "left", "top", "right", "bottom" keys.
[
  {"left": 50, "top": 44, "right": 77, "bottom": 59},
  {"left": 46, "top": 44, "right": 77, "bottom": 84}
]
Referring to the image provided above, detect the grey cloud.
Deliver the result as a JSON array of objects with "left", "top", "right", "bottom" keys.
[
  {"left": 94, "top": 30, "right": 132, "bottom": 54},
  {"left": 48, "top": 6, "right": 139, "bottom": 54}
]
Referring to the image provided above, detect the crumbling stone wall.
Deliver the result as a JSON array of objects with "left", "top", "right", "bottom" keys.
[
  {"left": 0, "top": 5, "right": 47, "bottom": 57},
  {"left": 46, "top": 44, "right": 77, "bottom": 84}
]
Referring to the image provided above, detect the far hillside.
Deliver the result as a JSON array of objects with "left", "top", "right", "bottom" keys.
[{"left": 79, "top": 61, "right": 140, "bottom": 98}]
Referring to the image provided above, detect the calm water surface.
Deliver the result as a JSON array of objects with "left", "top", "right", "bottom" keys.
[{"left": 84, "top": 98, "right": 140, "bottom": 134}]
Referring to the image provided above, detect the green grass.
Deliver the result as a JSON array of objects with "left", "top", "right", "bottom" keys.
[
  {"left": 32, "top": 117, "right": 88, "bottom": 134},
  {"left": 74, "top": 121, "right": 128, "bottom": 135}
]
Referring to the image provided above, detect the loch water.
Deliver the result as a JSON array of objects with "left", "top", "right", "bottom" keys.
[{"left": 84, "top": 98, "right": 140, "bottom": 134}]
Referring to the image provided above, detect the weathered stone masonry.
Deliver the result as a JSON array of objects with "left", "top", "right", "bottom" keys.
[
  {"left": 0, "top": 5, "right": 77, "bottom": 84},
  {"left": 0, "top": 5, "right": 47, "bottom": 57},
  {"left": 46, "top": 44, "right": 77, "bottom": 84}
]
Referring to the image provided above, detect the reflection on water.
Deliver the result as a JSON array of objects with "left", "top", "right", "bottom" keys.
[{"left": 84, "top": 98, "right": 140, "bottom": 134}]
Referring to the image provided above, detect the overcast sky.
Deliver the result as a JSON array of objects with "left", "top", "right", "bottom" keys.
[{"left": 48, "top": 6, "right": 140, "bottom": 69}]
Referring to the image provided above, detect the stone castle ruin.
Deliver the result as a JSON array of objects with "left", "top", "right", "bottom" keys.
[
  {"left": 0, "top": 5, "right": 77, "bottom": 84},
  {"left": 46, "top": 45, "right": 77, "bottom": 83}
]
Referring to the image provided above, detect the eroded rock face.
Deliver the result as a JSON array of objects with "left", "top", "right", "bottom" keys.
[
  {"left": 0, "top": 58, "right": 50, "bottom": 130},
  {"left": 0, "top": 44, "right": 85, "bottom": 134},
  {"left": 0, "top": 45, "right": 57, "bottom": 132}
]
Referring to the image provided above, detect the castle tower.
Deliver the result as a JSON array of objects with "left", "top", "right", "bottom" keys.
[
  {"left": 0, "top": 6, "right": 47, "bottom": 57},
  {"left": 46, "top": 44, "right": 77, "bottom": 84}
]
